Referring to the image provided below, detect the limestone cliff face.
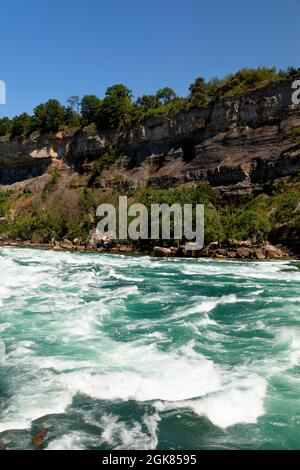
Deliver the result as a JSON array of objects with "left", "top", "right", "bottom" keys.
[{"left": 1, "top": 75, "right": 300, "bottom": 195}]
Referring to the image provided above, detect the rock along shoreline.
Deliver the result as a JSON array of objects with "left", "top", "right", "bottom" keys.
[{"left": 0, "top": 238, "right": 298, "bottom": 260}]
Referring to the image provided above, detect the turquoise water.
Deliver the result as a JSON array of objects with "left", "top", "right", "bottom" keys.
[{"left": 0, "top": 247, "right": 300, "bottom": 450}]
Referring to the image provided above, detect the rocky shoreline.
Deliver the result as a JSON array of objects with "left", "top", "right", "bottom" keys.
[{"left": 0, "top": 237, "right": 297, "bottom": 259}]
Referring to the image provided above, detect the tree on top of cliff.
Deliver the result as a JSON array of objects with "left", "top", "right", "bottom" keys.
[
  {"left": 33, "top": 99, "right": 66, "bottom": 133},
  {"left": 10, "top": 113, "right": 33, "bottom": 138},
  {"left": 80, "top": 95, "right": 102, "bottom": 127},
  {"left": 188, "top": 76, "right": 208, "bottom": 106},
  {"left": 0, "top": 117, "right": 12, "bottom": 136},
  {"left": 67, "top": 96, "right": 81, "bottom": 114},
  {"left": 156, "top": 87, "right": 177, "bottom": 105},
  {"left": 64, "top": 106, "right": 81, "bottom": 129},
  {"left": 105, "top": 84, "right": 133, "bottom": 100},
  {"left": 136, "top": 94, "right": 160, "bottom": 112},
  {"left": 96, "top": 84, "right": 133, "bottom": 130}
]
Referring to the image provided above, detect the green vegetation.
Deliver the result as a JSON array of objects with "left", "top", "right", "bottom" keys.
[
  {"left": 33, "top": 99, "right": 66, "bottom": 133},
  {"left": 92, "top": 142, "right": 121, "bottom": 183},
  {"left": 292, "top": 127, "right": 300, "bottom": 142},
  {"left": 80, "top": 95, "right": 102, "bottom": 127},
  {"left": 1, "top": 66, "right": 299, "bottom": 139},
  {"left": 0, "top": 176, "right": 299, "bottom": 247},
  {"left": 10, "top": 113, "right": 33, "bottom": 138},
  {"left": 0, "top": 191, "right": 14, "bottom": 217},
  {"left": 0, "top": 117, "right": 12, "bottom": 136},
  {"left": 96, "top": 84, "right": 133, "bottom": 130}
]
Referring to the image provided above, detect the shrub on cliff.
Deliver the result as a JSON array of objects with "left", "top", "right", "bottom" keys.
[
  {"left": 213, "top": 67, "right": 279, "bottom": 99},
  {"left": 0, "top": 117, "right": 12, "bottom": 136},
  {"left": 10, "top": 113, "right": 33, "bottom": 138}
]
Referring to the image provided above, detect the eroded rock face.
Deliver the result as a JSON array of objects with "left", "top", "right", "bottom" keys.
[
  {"left": 101, "top": 75, "right": 300, "bottom": 193},
  {"left": 1, "top": 75, "right": 300, "bottom": 191},
  {"left": 0, "top": 131, "right": 69, "bottom": 185}
]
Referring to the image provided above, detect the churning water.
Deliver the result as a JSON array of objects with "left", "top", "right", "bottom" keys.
[{"left": 0, "top": 247, "right": 300, "bottom": 450}]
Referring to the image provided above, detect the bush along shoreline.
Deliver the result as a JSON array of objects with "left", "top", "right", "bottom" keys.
[{"left": 0, "top": 178, "right": 299, "bottom": 259}]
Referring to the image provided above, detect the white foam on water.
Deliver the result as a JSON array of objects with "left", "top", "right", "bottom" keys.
[
  {"left": 0, "top": 286, "right": 11, "bottom": 305},
  {"left": 0, "top": 385, "right": 73, "bottom": 433},
  {"left": 155, "top": 374, "right": 267, "bottom": 429},
  {"left": 107, "top": 267, "right": 144, "bottom": 283},
  {"left": 1, "top": 248, "right": 300, "bottom": 447},
  {"left": 46, "top": 432, "right": 89, "bottom": 450},
  {"left": 7, "top": 340, "right": 35, "bottom": 360},
  {"left": 195, "top": 314, "right": 218, "bottom": 327},
  {"left": 0, "top": 323, "right": 10, "bottom": 333},
  {"left": 99, "top": 412, "right": 161, "bottom": 450},
  {"left": 275, "top": 328, "right": 300, "bottom": 368},
  {"left": 184, "top": 301, "right": 217, "bottom": 315},
  {"left": 146, "top": 331, "right": 168, "bottom": 341},
  {"left": 181, "top": 259, "right": 300, "bottom": 282},
  {"left": 55, "top": 340, "right": 221, "bottom": 402},
  {"left": 113, "top": 285, "right": 140, "bottom": 298},
  {"left": 171, "top": 293, "right": 256, "bottom": 324}
]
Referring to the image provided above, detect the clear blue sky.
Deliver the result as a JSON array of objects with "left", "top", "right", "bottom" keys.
[{"left": 0, "top": 0, "right": 299, "bottom": 118}]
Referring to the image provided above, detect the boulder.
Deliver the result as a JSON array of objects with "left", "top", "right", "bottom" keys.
[
  {"left": 254, "top": 248, "right": 266, "bottom": 260},
  {"left": 216, "top": 248, "right": 227, "bottom": 256},
  {"left": 153, "top": 246, "right": 172, "bottom": 256},
  {"left": 213, "top": 253, "right": 226, "bottom": 259},
  {"left": 199, "top": 245, "right": 212, "bottom": 257},
  {"left": 32, "top": 428, "right": 48, "bottom": 447},
  {"left": 118, "top": 245, "right": 135, "bottom": 253},
  {"left": 60, "top": 239, "right": 73, "bottom": 249},
  {"left": 0, "top": 441, "right": 7, "bottom": 450},
  {"left": 228, "top": 239, "right": 253, "bottom": 248},
  {"left": 87, "top": 229, "right": 113, "bottom": 249},
  {"left": 236, "top": 247, "right": 253, "bottom": 258},
  {"left": 264, "top": 242, "right": 287, "bottom": 259}
]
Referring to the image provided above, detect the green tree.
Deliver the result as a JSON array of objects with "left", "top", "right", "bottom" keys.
[
  {"left": 67, "top": 96, "right": 81, "bottom": 114},
  {"left": 64, "top": 106, "right": 81, "bottom": 128},
  {"left": 156, "top": 87, "right": 177, "bottom": 105},
  {"left": 96, "top": 84, "right": 133, "bottom": 130},
  {"left": 33, "top": 99, "right": 65, "bottom": 133},
  {"left": 136, "top": 94, "right": 160, "bottom": 112},
  {"left": 188, "top": 76, "right": 208, "bottom": 106},
  {"left": 80, "top": 95, "right": 102, "bottom": 126},
  {"left": 105, "top": 84, "right": 133, "bottom": 100},
  {"left": 11, "top": 113, "right": 33, "bottom": 138},
  {"left": 0, "top": 117, "right": 12, "bottom": 136}
]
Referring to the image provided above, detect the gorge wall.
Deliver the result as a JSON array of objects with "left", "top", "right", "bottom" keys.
[{"left": 1, "top": 75, "right": 300, "bottom": 198}]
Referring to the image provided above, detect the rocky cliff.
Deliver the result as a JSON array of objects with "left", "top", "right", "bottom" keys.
[{"left": 1, "top": 75, "right": 300, "bottom": 198}]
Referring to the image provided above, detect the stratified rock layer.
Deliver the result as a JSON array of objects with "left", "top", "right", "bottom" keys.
[{"left": 1, "top": 75, "right": 300, "bottom": 198}]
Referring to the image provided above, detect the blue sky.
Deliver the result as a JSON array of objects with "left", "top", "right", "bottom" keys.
[{"left": 0, "top": 0, "right": 299, "bottom": 118}]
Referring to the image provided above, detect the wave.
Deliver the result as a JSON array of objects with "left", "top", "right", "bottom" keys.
[{"left": 1, "top": 248, "right": 300, "bottom": 449}]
